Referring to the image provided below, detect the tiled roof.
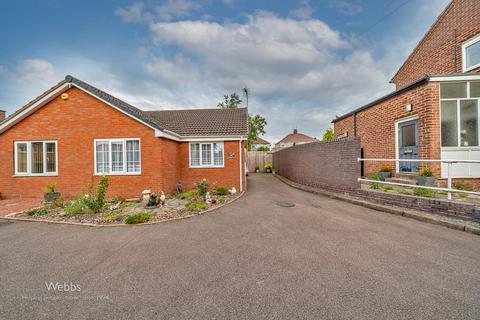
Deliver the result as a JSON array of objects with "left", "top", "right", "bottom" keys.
[
  {"left": 277, "top": 131, "right": 316, "bottom": 144},
  {"left": 253, "top": 136, "right": 270, "bottom": 145},
  {"left": 1, "top": 75, "right": 248, "bottom": 138},
  {"left": 144, "top": 108, "right": 248, "bottom": 136}
]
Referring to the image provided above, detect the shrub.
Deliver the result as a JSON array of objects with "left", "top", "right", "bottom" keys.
[
  {"left": 177, "top": 190, "right": 197, "bottom": 199},
  {"left": 215, "top": 186, "right": 229, "bottom": 195},
  {"left": 63, "top": 198, "right": 89, "bottom": 215},
  {"left": 52, "top": 196, "right": 65, "bottom": 208},
  {"left": 256, "top": 146, "right": 270, "bottom": 151},
  {"left": 413, "top": 187, "right": 436, "bottom": 198},
  {"left": 370, "top": 173, "right": 381, "bottom": 190},
  {"left": 420, "top": 168, "right": 433, "bottom": 177},
  {"left": 195, "top": 179, "right": 209, "bottom": 196},
  {"left": 264, "top": 163, "right": 273, "bottom": 172},
  {"left": 379, "top": 166, "right": 391, "bottom": 173},
  {"left": 454, "top": 183, "right": 474, "bottom": 191},
  {"left": 26, "top": 208, "right": 49, "bottom": 216},
  {"left": 80, "top": 176, "right": 110, "bottom": 213},
  {"left": 125, "top": 213, "right": 153, "bottom": 224},
  {"left": 185, "top": 201, "right": 208, "bottom": 212},
  {"left": 45, "top": 182, "right": 57, "bottom": 193}
]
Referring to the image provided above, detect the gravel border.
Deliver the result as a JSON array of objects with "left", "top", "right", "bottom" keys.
[{"left": 0, "top": 193, "right": 245, "bottom": 227}]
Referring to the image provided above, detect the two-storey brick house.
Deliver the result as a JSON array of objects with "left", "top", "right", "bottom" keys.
[{"left": 333, "top": 0, "right": 480, "bottom": 183}]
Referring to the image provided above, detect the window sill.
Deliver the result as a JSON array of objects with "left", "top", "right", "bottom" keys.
[
  {"left": 14, "top": 174, "right": 58, "bottom": 177},
  {"left": 189, "top": 166, "right": 225, "bottom": 169},
  {"left": 93, "top": 172, "right": 142, "bottom": 176}
]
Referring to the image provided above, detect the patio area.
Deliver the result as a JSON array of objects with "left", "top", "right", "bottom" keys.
[{"left": 0, "top": 198, "right": 43, "bottom": 217}]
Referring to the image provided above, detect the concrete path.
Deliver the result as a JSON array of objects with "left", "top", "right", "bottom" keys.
[{"left": 1, "top": 174, "right": 479, "bottom": 320}]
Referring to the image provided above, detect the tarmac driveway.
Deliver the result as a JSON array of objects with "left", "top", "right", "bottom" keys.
[{"left": 1, "top": 174, "right": 479, "bottom": 320}]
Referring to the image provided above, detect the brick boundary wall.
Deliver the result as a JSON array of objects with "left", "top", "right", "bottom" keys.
[
  {"left": 272, "top": 137, "right": 480, "bottom": 222},
  {"left": 272, "top": 137, "right": 361, "bottom": 191}
]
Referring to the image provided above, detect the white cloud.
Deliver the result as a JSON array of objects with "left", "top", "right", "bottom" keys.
[
  {"left": 330, "top": 0, "right": 363, "bottom": 16},
  {"left": 289, "top": 0, "right": 313, "bottom": 20},
  {"left": 155, "top": 0, "right": 200, "bottom": 21},
  {"left": 16, "top": 59, "right": 59, "bottom": 85},
  {"left": 0, "top": 65, "right": 5, "bottom": 75},
  {"left": 115, "top": 2, "right": 148, "bottom": 23}
]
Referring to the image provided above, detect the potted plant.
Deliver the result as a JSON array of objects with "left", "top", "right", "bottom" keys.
[
  {"left": 44, "top": 182, "right": 61, "bottom": 202},
  {"left": 417, "top": 168, "right": 436, "bottom": 186},
  {"left": 264, "top": 163, "right": 273, "bottom": 173},
  {"left": 378, "top": 166, "right": 392, "bottom": 181},
  {"left": 255, "top": 166, "right": 260, "bottom": 173}
]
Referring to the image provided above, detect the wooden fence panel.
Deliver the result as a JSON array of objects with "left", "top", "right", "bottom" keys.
[{"left": 247, "top": 151, "right": 273, "bottom": 172}]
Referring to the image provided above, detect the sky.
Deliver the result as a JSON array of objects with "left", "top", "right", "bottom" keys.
[{"left": 0, "top": 0, "right": 451, "bottom": 143}]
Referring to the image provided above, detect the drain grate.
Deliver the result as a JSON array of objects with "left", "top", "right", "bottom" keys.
[{"left": 276, "top": 201, "right": 295, "bottom": 208}]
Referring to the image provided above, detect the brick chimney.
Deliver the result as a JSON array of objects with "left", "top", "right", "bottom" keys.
[
  {"left": 293, "top": 129, "right": 298, "bottom": 134},
  {"left": 0, "top": 110, "right": 5, "bottom": 121}
]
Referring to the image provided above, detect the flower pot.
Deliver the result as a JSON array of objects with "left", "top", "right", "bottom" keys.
[
  {"left": 265, "top": 168, "right": 272, "bottom": 173},
  {"left": 417, "top": 176, "right": 436, "bottom": 187},
  {"left": 44, "top": 192, "right": 61, "bottom": 202},
  {"left": 378, "top": 172, "right": 391, "bottom": 181}
]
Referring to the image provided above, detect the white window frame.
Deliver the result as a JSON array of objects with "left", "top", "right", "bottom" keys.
[
  {"left": 94, "top": 138, "right": 141, "bottom": 175},
  {"left": 440, "top": 81, "right": 480, "bottom": 149},
  {"left": 462, "top": 34, "right": 480, "bottom": 72},
  {"left": 189, "top": 142, "right": 224, "bottom": 168},
  {"left": 14, "top": 140, "right": 58, "bottom": 176}
]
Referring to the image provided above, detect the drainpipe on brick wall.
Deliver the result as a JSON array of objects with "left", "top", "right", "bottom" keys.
[
  {"left": 239, "top": 138, "right": 244, "bottom": 192},
  {"left": 453, "top": 29, "right": 458, "bottom": 72},
  {"left": 353, "top": 112, "right": 357, "bottom": 137}
]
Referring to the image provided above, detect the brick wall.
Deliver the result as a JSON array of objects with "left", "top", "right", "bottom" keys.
[
  {"left": 0, "top": 87, "right": 245, "bottom": 199},
  {"left": 393, "top": 0, "right": 480, "bottom": 89},
  {"left": 333, "top": 81, "right": 441, "bottom": 177},
  {"left": 273, "top": 138, "right": 361, "bottom": 191}
]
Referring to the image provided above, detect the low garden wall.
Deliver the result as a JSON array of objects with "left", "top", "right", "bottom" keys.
[
  {"left": 272, "top": 137, "right": 480, "bottom": 222},
  {"left": 272, "top": 137, "right": 361, "bottom": 191}
]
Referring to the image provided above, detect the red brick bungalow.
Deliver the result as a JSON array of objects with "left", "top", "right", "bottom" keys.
[
  {"left": 333, "top": 0, "right": 480, "bottom": 184},
  {"left": 0, "top": 75, "right": 247, "bottom": 199}
]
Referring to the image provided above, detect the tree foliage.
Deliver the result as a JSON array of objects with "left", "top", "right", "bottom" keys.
[
  {"left": 322, "top": 128, "right": 335, "bottom": 141},
  {"left": 217, "top": 93, "right": 242, "bottom": 108},
  {"left": 248, "top": 114, "right": 267, "bottom": 151}
]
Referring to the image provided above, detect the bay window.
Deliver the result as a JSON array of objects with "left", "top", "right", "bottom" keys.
[
  {"left": 15, "top": 141, "right": 57, "bottom": 175},
  {"left": 95, "top": 139, "right": 141, "bottom": 174},
  {"left": 441, "top": 82, "right": 480, "bottom": 147},
  {"left": 190, "top": 142, "right": 224, "bottom": 167}
]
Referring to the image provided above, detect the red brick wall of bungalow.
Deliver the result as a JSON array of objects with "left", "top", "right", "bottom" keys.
[
  {"left": 0, "top": 82, "right": 246, "bottom": 199},
  {"left": 333, "top": 0, "right": 480, "bottom": 185}
]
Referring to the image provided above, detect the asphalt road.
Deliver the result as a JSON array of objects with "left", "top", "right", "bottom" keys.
[{"left": 1, "top": 174, "right": 479, "bottom": 320}]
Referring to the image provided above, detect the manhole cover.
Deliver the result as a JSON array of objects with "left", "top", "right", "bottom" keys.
[{"left": 276, "top": 202, "right": 295, "bottom": 208}]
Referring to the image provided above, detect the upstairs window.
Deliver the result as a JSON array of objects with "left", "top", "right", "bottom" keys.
[
  {"left": 463, "top": 35, "right": 480, "bottom": 72},
  {"left": 15, "top": 141, "right": 57, "bottom": 176},
  {"left": 190, "top": 142, "right": 224, "bottom": 167},
  {"left": 95, "top": 139, "right": 141, "bottom": 175}
]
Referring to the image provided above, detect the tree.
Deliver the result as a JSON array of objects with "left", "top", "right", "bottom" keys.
[
  {"left": 248, "top": 114, "right": 267, "bottom": 151},
  {"left": 256, "top": 145, "right": 270, "bottom": 151},
  {"left": 217, "top": 93, "right": 242, "bottom": 108},
  {"left": 216, "top": 92, "right": 267, "bottom": 151},
  {"left": 322, "top": 128, "right": 335, "bottom": 141}
]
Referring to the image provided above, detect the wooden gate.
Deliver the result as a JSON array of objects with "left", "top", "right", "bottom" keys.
[{"left": 247, "top": 151, "right": 273, "bottom": 173}]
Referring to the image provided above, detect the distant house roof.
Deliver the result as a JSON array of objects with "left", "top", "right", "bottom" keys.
[
  {"left": 144, "top": 108, "right": 248, "bottom": 136},
  {"left": 252, "top": 136, "right": 270, "bottom": 145},
  {"left": 0, "top": 75, "right": 248, "bottom": 139},
  {"left": 276, "top": 129, "right": 316, "bottom": 144}
]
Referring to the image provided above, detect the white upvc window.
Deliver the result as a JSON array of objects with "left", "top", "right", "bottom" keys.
[
  {"left": 94, "top": 138, "right": 141, "bottom": 175},
  {"left": 14, "top": 141, "right": 58, "bottom": 176},
  {"left": 440, "top": 82, "right": 480, "bottom": 148},
  {"left": 189, "top": 142, "right": 224, "bottom": 168},
  {"left": 462, "top": 34, "right": 480, "bottom": 72}
]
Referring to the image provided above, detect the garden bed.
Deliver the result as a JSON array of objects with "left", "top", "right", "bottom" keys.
[
  {"left": 14, "top": 193, "right": 240, "bottom": 225},
  {"left": 11, "top": 177, "right": 241, "bottom": 225}
]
